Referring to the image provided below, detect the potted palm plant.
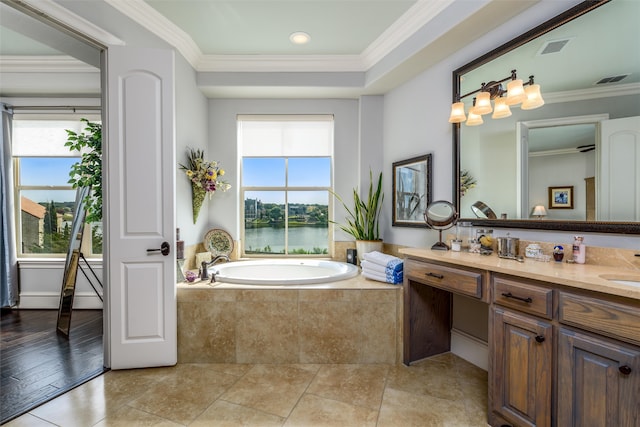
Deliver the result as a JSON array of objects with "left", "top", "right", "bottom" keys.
[{"left": 332, "top": 170, "right": 384, "bottom": 262}]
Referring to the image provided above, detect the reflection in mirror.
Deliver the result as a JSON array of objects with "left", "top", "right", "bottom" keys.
[
  {"left": 471, "top": 201, "right": 496, "bottom": 219},
  {"left": 454, "top": 0, "right": 640, "bottom": 234},
  {"left": 424, "top": 200, "right": 458, "bottom": 251}
]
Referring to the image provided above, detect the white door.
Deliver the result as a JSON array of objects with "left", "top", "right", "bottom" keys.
[
  {"left": 599, "top": 116, "right": 640, "bottom": 221},
  {"left": 104, "top": 46, "right": 176, "bottom": 369}
]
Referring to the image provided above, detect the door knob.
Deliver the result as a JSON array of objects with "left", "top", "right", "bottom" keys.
[
  {"left": 535, "top": 335, "right": 545, "bottom": 343},
  {"left": 147, "top": 242, "right": 170, "bottom": 256}
]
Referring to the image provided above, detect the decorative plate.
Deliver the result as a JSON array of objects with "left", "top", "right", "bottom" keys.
[{"left": 203, "top": 228, "right": 234, "bottom": 257}]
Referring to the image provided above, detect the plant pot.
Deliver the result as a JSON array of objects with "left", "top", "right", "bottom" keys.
[{"left": 355, "top": 240, "right": 383, "bottom": 264}]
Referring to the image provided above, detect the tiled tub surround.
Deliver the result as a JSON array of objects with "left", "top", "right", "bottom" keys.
[{"left": 177, "top": 275, "right": 402, "bottom": 364}]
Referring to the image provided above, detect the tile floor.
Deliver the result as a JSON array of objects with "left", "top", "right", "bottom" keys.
[{"left": 5, "top": 353, "right": 489, "bottom": 426}]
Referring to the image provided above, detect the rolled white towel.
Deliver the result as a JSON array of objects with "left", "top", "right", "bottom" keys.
[
  {"left": 362, "top": 251, "right": 403, "bottom": 272},
  {"left": 361, "top": 269, "right": 403, "bottom": 285}
]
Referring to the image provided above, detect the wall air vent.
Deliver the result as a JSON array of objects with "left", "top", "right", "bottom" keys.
[
  {"left": 538, "top": 38, "right": 571, "bottom": 55},
  {"left": 596, "top": 74, "right": 630, "bottom": 84}
]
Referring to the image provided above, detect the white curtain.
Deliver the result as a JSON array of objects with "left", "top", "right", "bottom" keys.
[{"left": 1, "top": 103, "right": 18, "bottom": 308}]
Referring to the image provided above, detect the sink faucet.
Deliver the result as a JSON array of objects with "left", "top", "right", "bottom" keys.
[{"left": 200, "top": 255, "right": 231, "bottom": 280}]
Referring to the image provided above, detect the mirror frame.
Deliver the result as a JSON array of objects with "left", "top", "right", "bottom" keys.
[{"left": 453, "top": 0, "right": 639, "bottom": 234}]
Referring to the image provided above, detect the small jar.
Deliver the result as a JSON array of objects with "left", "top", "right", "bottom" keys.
[
  {"left": 451, "top": 239, "right": 462, "bottom": 252},
  {"left": 525, "top": 243, "right": 542, "bottom": 258},
  {"left": 476, "top": 229, "right": 494, "bottom": 249},
  {"left": 553, "top": 245, "right": 564, "bottom": 262},
  {"left": 457, "top": 222, "right": 474, "bottom": 251}
]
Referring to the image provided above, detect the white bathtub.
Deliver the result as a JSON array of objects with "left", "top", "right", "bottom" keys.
[{"left": 209, "top": 259, "right": 359, "bottom": 285}]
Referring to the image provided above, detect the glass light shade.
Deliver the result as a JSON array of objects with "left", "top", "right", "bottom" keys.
[
  {"left": 470, "top": 92, "right": 492, "bottom": 115},
  {"left": 521, "top": 84, "right": 545, "bottom": 110},
  {"left": 465, "top": 111, "right": 483, "bottom": 126},
  {"left": 448, "top": 102, "right": 467, "bottom": 123},
  {"left": 505, "top": 79, "right": 526, "bottom": 105},
  {"left": 492, "top": 97, "right": 512, "bottom": 119},
  {"left": 531, "top": 205, "right": 547, "bottom": 218},
  {"left": 289, "top": 32, "right": 311, "bottom": 44}
]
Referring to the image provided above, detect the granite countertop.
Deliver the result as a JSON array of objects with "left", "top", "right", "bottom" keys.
[{"left": 399, "top": 247, "right": 640, "bottom": 301}]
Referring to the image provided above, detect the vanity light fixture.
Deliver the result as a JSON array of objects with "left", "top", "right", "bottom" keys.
[
  {"left": 449, "top": 69, "right": 544, "bottom": 125},
  {"left": 289, "top": 31, "right": 311, "bottom": 45}
]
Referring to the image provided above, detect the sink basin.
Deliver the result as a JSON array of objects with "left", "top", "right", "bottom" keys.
[{"left": 599, "top": 274, "right": 640, "bottom": 287}]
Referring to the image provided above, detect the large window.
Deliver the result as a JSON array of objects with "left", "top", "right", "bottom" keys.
[
  {"left": 13, "top": 116, "right": 102, "bottom": 257},
  {"left": 239, "top": 116, "right": 333, "bottom": 256}
]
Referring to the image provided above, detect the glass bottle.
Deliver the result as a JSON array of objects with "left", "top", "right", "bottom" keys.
[{"left": 573, "top": 236, "right": 586, "bottom": 264}]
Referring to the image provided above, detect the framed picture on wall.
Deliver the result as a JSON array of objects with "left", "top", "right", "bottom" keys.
[
  {"left": 548, "top": 186, "right": 573, "bottom": 209},
  {"left": 392, "top": 154, "right": 432, "bottom": 227}
]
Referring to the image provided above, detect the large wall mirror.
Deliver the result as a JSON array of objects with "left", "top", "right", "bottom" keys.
[{"left": 453, "top": 0, "right": 640, "bottom": 234}]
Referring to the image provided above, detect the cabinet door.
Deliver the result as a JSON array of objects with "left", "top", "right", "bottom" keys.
[
  {"left": 558, "top": 327, "right": 640, "bottom": 427},
  {"left": 490, "top": 307, "right": 552, "bottom": 427}
]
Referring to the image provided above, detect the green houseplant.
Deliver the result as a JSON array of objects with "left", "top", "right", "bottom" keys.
[
  {"left": 66, "top": 119, "right": 102, "bottom": 223},
  {"left": 332, "top": 170, "right": 384, "bottom": 260}
]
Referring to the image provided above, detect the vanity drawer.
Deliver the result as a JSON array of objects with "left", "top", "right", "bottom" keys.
[
  {"left": 405, "top": 259, "right": 485, "bottom": 300},
  {"left": 492, "top": 276, "right": 553, "bottom": 319},
  {"left": 559, "top": 292, "right": 640, "bottom": 346}
]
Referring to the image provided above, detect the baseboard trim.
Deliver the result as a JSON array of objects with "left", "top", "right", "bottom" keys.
[
  {"left": 451, "top": 328, "right": 488, "bottom": 371},
  {"left": 18, "top": 292, "right": 103, "bottom": 309}
]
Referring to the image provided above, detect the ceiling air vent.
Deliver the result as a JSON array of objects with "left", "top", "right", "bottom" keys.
[
  {"left": 538, "top": 38, "right": 571, "bottom": 55},
  {"left": 596, "top": 74, "right": 630, "bottom": 84}
]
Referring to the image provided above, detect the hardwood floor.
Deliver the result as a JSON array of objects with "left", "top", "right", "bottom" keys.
[{"left": 0, "top": 309, "right": 105, "bottom": 424}]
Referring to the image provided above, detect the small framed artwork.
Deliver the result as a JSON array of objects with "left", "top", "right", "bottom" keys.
[
  {"left": 392, "top": 154, "right": 433, "bottom": 227},
  {"left": 548, "top": 186, "right": 574, "bottom": 209}
]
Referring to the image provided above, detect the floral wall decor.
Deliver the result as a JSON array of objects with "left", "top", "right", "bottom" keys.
[{"left": 179, "top": 148, "right": 231, "bottom": 223}]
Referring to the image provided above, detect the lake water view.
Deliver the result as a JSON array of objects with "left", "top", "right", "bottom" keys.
[{"left": 245, "top": 226, "right": 328, "bottom": 254}]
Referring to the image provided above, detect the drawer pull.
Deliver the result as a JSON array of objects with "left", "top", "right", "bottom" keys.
[
  {"left": 426, "top": 272, "right": 444, "bottom": 279},
  {"left": 501, "top": 292, "right": 532, "bottom": 304},
  {"left": 619, "top": 365, "right": 632, "bottom": 375},
  {"left": 535, "top": 335, "right": 545, "bottom": 343}
]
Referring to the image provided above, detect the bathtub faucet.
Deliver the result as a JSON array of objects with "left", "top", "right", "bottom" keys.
[{"left": 200, "top": 255, "right": 231, "bottom": 280}]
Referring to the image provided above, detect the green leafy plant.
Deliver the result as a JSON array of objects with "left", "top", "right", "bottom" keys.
[
  {"left": 331, "top": 170, "right": 384, "bottom": 241},
  {"left": 66, "top": 119, "right": 102, "bottom": 223}
]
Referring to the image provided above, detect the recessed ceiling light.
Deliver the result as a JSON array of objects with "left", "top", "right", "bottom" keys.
[{"left": 289, "top": 32, "right": 310, "bottom": 45}]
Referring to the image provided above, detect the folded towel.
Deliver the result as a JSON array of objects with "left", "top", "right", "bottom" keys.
[
  {"left": 362, "top": 269, "right": 403, "bottom": 284},
  {"left": 362, "top": 251, "right": 403, "bottom": 272},
  {"left": 361, "top": 260, "right": 404, "bottom": 276}
]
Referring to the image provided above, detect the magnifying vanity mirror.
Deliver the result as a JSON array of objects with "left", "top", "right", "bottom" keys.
[
  {"left": 453, "top": 0, "right": 640, "bottom": 234},
  {"left": 424, "top": 200, "right": 458, "bottom": 250}
]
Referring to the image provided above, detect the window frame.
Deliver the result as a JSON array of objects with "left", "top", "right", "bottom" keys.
[{"left": 12, "top": 115, "right": 102, "bottom": 258}]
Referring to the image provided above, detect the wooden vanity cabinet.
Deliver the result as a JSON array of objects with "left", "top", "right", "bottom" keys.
[
  {"left": 557, "top": 327, "right": 640, "bottom": 427},
  {"left": 403, "top": 258, "right": 486, "bottom": 364},
  {"left": 401, "top": 254, "right": 640, "bottom": 426},
  {"left": 489, "top": 275, "right": 640, "bottom": 427},
  {"left": 557, "top": 291, "right": 640, "bottom": 427},
  {"left": 490, "top": 277, "right": 553, "bottom": 427}
]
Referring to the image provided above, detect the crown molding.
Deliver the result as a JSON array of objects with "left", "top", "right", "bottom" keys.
[
  {"left": 15, "top": 0, "right": 123, "bottom": 47},
  {"left": 360, "top": 0, "right": 455, "bottom": 69},
  {"left": 0, "top": 55, "right": 99, "bottom": 72},
  {"left": 104, "top": 0, "right": 202, "bottom": 67},
  {"left": 197, "top": 55, "right": 365, "bottom": 73},
  {"left": 544, "top": 82, "right": 640, "bottom": 104},
  {"left": 102, "top": 0, "right": 445, "bottom": 74}
]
